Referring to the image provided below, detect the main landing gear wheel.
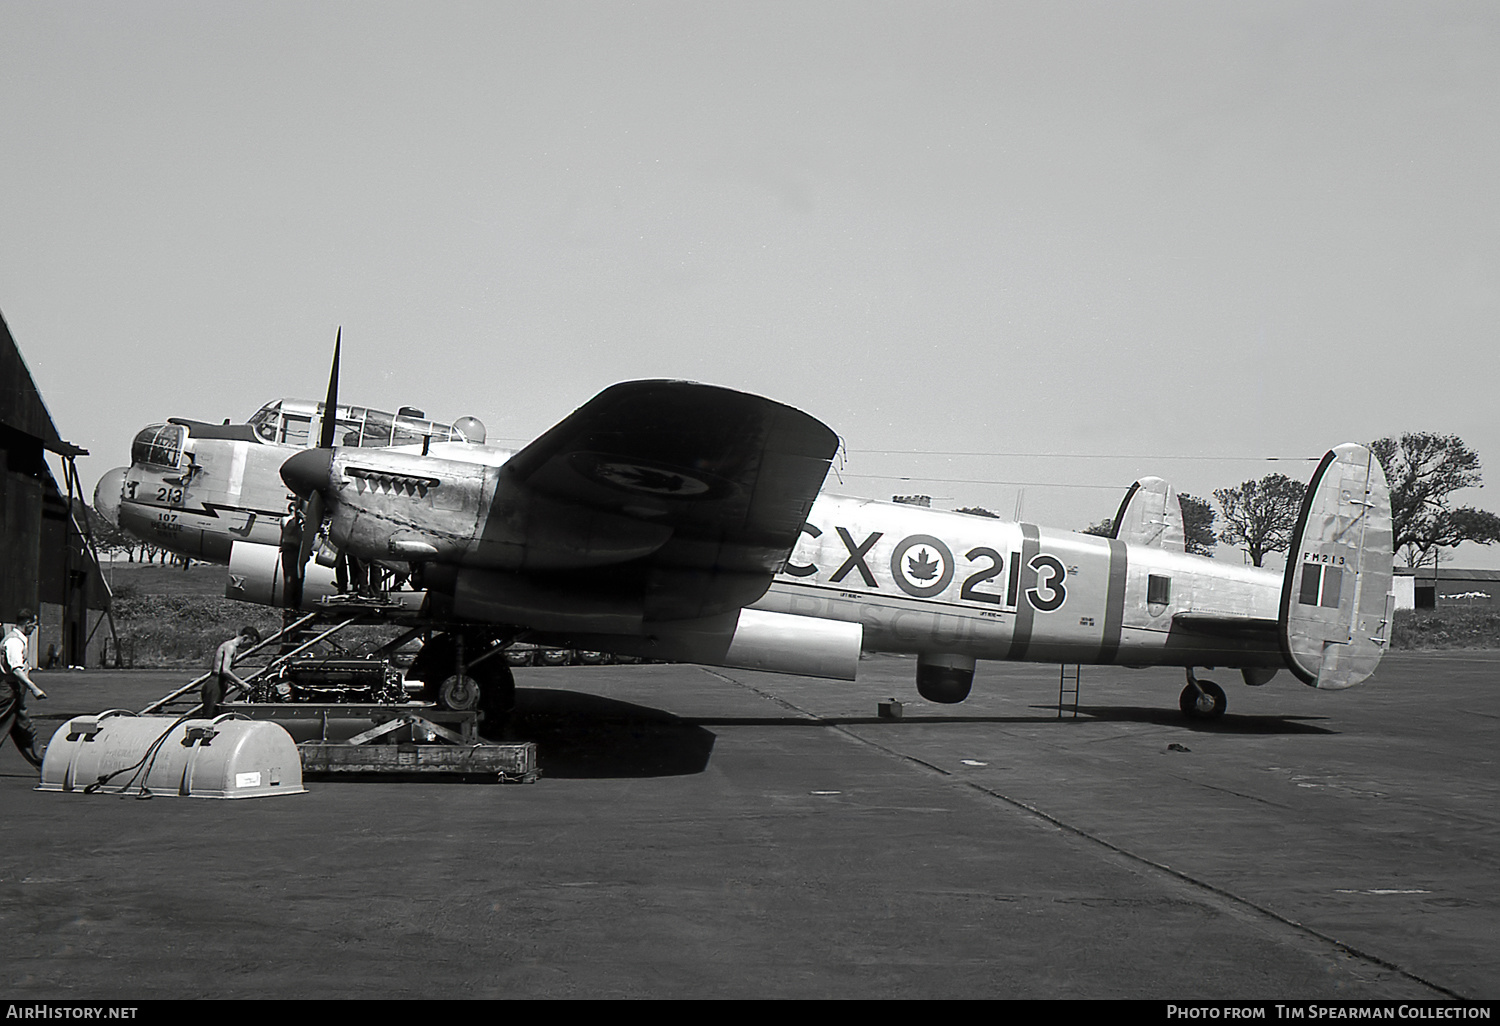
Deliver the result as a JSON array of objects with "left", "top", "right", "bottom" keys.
[
  {"left": 410, "top": 633, "right": 517, "bottom": 727},
  {"left": 436, "top": 674, "right": 482, "bottom": 712},
  {"left": 1179, "top": 680, "right": 1227, "bottom": 721}
]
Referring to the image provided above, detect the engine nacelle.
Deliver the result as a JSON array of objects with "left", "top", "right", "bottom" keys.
[
  {"left": 718, "top": 609, "right": 863, "bottom": 681},
  {"left": 321, "top": 449, "right": 674, "bottom": 572},
  {"left": 916, "top": 652, "right": 976, "bottom": 704},
  {"left": 227, "top": 541, "right": 341, "bottom": 609},
  {"left": 560, "top": 608, "right": 865, "bottom": 681},
  {"left": 228, "top": 541, "right": 431, "bottom": 613}
]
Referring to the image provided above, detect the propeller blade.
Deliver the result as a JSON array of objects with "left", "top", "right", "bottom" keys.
[
  {"left": 296, "top": 490, "right": 324, "bottom": 572},
  {"left": 319, "top": 328, "right": 342, "bottom": 450},
  {"left": 279, "top": 329, "right": 343, "bottom": 603},
  {"left": 279, "top": 515, "right": 304, "bottom": 605}
]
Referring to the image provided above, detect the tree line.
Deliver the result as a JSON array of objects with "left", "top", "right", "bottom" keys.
[{"left": 1077, "top": 432, "right": 1500, "bottom": 567}]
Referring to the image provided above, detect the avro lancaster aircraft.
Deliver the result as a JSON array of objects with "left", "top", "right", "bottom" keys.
[{"left": 97, "top": 342, "right": 1395, "bottom": 724}]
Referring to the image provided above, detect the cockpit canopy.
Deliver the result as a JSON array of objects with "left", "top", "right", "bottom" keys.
[
  {"left": 245, "top": 400, "right": 473, "bottom": 449},
  {"left": 131, "top": 423, "right": 188, "bottom": 468}
]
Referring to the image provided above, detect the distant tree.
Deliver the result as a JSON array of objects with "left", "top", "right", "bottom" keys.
[
  {"left": 1079, "top": 518, "right": 1113, "bottom": 537},
  {"left": 892, "top": 495, "right": 932, "bottom": 507},
  {"left": 66, "top": 500, "right": 130, "bottom": 561},
  {"left": 1370, "top": 433, "right": 1500, "bottom": 567},
  {"left": 1214, "top": 474, "right": 1306, "bottom": 566},
  {"left": 94, "top": 507, "right": 131, "bottom": 557},
  {"left": 1179, "top": 494, "right": 1217, "bottom": 557},
  {"left": 954, "top": 506, "right": 1000, "bottom": 518}
]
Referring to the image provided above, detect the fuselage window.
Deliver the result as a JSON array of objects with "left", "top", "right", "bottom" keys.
[
  {"left": 392, "top": 418, "right": 449, "bottom": 448},
  {"left": 361, "top": 410, "right": 395, "bottom": 447},
  {"left": 281, "top": 415, "right": 311, "bottom": 447},
  {"left": 1147, "top": 574, "right": 1172, "bottom": 606},
  {"left": 247, "top": 406, "right": 281, "bottom": 443},
  {"left": 310, "top": 404, "right": 366, "bottom": 448},
  {"left": 328, "top": 418, "right": 363, "bottom": 447}
]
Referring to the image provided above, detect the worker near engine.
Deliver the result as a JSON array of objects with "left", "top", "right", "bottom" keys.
[{"left": 203, "top": 625, "right": 261, "bottom": 716}]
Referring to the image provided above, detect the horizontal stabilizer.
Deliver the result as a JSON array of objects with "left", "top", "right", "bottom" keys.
[
  {"left": 1278, "top": 444, "right": 1394, "bottom": 690},
  {"left": 1111, "top": 477, "right": 1185, "bottom": 551}
]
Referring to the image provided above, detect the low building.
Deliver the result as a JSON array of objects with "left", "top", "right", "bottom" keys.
[{"left": 1393, "top": 568, "right": 1500, "bottom": 611}]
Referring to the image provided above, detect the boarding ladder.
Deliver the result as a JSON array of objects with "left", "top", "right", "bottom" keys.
[{"left": 1057, "top": 664, "right": 1081, "bottom": 719}]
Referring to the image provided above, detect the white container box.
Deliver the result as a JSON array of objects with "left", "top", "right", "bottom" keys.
[{"left": 38, "top": 712, "right": 306, "bottom": 799}]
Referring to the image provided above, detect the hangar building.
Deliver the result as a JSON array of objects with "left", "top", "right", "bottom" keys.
[{"left": 1, "top": 309, "right": 109, "bottom": 666}]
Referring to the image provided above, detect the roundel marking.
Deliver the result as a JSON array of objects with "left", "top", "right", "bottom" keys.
[
  {"left": 889, "top": 534, "right": 955, "bottom": 598},
  {"left": 593, "top": 461, "right": 711, "bottom": 495},
  {"left": 570, "top": 452, "right": 717, "bottom": 497}
]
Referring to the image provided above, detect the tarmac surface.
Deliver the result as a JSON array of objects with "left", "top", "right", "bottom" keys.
[{"left": 0, "top": 651, "right": 1495, "bottom": 1000}]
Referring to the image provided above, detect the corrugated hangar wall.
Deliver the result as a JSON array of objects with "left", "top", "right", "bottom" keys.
[{"left": 0, "top": 308, "right": 108, "bottom": 665}]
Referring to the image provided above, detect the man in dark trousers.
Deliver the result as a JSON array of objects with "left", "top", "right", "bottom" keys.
[
  {"left": 202, "top": 626, "right": 260, "bottom": 716},
  {"left": 0, "top": 609, "right": 47, "bottom": 768}
]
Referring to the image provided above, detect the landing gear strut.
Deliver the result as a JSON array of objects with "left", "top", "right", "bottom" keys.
[
  {"left": 1179, "top": 669, "right": 1227, "bottom": 721},
  {"left": 408, "top": 632, "right": 517, "bottom": 726}
]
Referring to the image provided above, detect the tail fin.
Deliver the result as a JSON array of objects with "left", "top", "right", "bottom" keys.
[
  {"left": 1111, "top": 477, "right": 1185, "bottom": 551},
  {"left": 1279, "top": 444, "right": 1394, "bottom": 689}
]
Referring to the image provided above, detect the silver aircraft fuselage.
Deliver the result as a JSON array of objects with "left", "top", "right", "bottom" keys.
[{"left": 756, "top": 493, "right": 1283, "bottom": 670}]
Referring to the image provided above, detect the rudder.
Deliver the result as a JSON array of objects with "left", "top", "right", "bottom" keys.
[
  {"left": 1111, "top": 477, "right": 1186, "bottom": 551},
  {"left": 1279, "top": 444, "right": 1394, "bottom": 689}
]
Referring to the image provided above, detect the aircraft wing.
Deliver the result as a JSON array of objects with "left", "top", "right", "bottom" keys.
[{"left": 490, "top": 380, "right": 839, "bottom": 619}]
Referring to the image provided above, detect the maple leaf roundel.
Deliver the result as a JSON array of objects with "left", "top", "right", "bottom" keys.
[{"left": 889, "top": 534, "right": 955, "bottom": 598}]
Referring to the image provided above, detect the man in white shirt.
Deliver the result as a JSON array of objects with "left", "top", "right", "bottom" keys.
[{"left": 0, "top": 608, "right": 46, "bottom": 768}]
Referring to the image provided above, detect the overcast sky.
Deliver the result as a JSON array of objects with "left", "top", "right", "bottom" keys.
[{"left": 3, "top": 1, "right": 1497, "bottom": 569}]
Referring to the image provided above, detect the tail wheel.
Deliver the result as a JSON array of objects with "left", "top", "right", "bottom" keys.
[{"left": 1179, "top": 680, "right": 1227, "bottom": 720}]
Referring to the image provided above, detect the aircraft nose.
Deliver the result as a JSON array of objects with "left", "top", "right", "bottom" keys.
[
  {"left": 94, "top": 467, "right": 127, "bottom": 526},
  {"left": 281, "top": 448, "right": 334, "bottom": 498}
]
